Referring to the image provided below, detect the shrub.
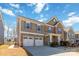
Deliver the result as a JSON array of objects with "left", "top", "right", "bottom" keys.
[
  {"left": 60, "top": 41, "right": 63, "bottom": 46},
  {"left": 60, "top": 41, "right": 70, "bottom": 46},
  {"left": 49, "top": 42, "right": 58, "bottom": 47}
]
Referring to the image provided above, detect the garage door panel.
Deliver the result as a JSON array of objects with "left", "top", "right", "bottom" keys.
[
  {"left": 35, "top": 40, "right": 43, "bottom": 46},
  {"left": 23, "top": 39, "right": 34, "bottom": 46}
]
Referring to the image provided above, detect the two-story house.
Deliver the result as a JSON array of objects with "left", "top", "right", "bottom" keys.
[
  {"left": 0, "top": 13, "right": 4, "bottom": 44},
  {"left": 17, "top": 16, "right": 64, "bottom": 46},
  {"left": 64, "top": 27, "right": 75, "bottom": 44},
  {"left": 75, "top": 31, "right": 79, "bottom": 44}
]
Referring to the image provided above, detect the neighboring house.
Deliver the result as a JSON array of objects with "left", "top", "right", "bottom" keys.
[
  {"left": 0, "top": 13, "right": 4, "bottom": 44},
  {"left": 75, "top": 32, "right": 79, "bottom": 44},
  {"left": 64, "top": 27, "right": 75, "bottom": 44},
  {"left": 17, "top": 16, "right": 65, "bottom": 46}
]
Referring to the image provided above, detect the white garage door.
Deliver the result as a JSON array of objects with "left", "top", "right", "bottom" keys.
[
  {"left": 23, "top": 36, "right": 43, "bottom": 46},
  {"left": 23, "top": 36, "right": 34, "bottom": 46},
  {"left": 35, "top": 37, "right": 43, "bottom": 46}
]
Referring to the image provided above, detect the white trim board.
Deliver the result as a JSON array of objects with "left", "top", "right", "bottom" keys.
[{"left": 21, "top": 31, "right": 44, "bottom": 36}]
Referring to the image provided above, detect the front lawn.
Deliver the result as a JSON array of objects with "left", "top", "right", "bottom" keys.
[
  {"left": 0, "top": 45, "right": 28, "bottom": 56},
  {"left": 0, "top": 45, "right": 9, "bottom": 49}
]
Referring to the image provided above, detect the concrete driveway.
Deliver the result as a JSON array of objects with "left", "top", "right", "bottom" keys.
[{"left": 23, "top": 46, "right": 76, "bottom": 56}]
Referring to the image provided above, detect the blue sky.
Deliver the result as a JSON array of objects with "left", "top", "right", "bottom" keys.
[{"left": 0, "top": 3, "right": 79, "bottom": 33}]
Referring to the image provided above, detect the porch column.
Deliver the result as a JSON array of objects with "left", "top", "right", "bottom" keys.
[
  {"left": 58, "top": 35, "right": 61, "bottom": 45},
  {"left": 67, "top": 33, "right": 68, "bottom": 41},
  {"left": 50, "top": 34, "right": 52, "bottom": 43}
]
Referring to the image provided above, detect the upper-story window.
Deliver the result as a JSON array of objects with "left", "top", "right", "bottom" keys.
[
  {"left": 48, "top": 27, "right": 52, "bottom": 33},
  {"left": 25, "top": 22, "right": 32, "bottom": 29},
  {"left": 37, "top": 25, "right": 41, "bottom": 32},
  {"left": 57, "top": 28, "right": 62, "bottom": 34}
]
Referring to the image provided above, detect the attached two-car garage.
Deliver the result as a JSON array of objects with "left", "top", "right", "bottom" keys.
[{"left": 23, "top": 36, "right": 43, "bottom": 46}]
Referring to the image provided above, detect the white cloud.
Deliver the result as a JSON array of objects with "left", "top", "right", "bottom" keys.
[
  {"left": 19, "top": 10, "right": 23, "bottom": 13},
  {"left": 26, "top": 3, "right": 47, "bottom": 14},
  {"left": 38, "top": 14, "right": 47, "bottom": 22},
  {"left": 38, "top": 18, "right": 47, "bottom": 22},
  {"left": 45, "top": 5, "right": 49, "bottom": 11},
  {"left": 40, "top": 14, "right": 44, "bottom": 18},
  {"left": 9, "top": 3, "right": 20, "bottom": 9},
  {"left": 63, "top": 16, "right": 79, "bottom": 27},
  {"left": 0, "top": 6, "right": 2, "bottom": 10},
  {"left": 38, "top": 15, "right": 47, "bottom": 22},
  {"left": 9, "top": 3, "right": 23, "bottom": 14},
  {"left": 68, "top": 12, "right": 76, "bottom": 17},
  {"left": 38, "top": 19, "right": 44, "bottom": 22},
  {"left": 0, "top": 6, "right": 15, "bottom": 16},
  {"left": 3, "top": 9, "right": 15, "bottom": 16},
  {"left": 27, "top": 3, "right": 36, "bottom": 6},
  {"left": 34, "top": 3, "right": 46, "bottom": 13},
  {"left": 9, "top": 28, "right": 12, "bottom": 32}
]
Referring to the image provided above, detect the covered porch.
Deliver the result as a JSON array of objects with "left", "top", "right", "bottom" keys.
[{"left": 45, "top": 33, "right": 62, "bottom": 45}]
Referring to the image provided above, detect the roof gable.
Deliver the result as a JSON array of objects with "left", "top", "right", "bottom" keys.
[
  {"left": 55, "top": 21, "right": 64, "bottom": 28},
  {"left": 47, "top": 16, "right": 59, "bottom": 26}
]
